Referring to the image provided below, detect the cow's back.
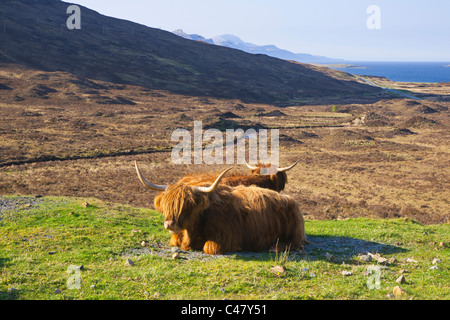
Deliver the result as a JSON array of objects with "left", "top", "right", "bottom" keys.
[{"left": 201, "top": 185, "right": 304, "bottom": 252}]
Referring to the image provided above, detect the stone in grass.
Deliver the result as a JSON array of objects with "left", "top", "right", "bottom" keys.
[
  {"left": 172, "top": 252, "right": 181, "bottom": 260},
  {"left": 429, "top": 265, "right": 441, "bottom": 270},
  {"left": 396, "top": 275, "right": 406, "bottom": 284},
  {"left": 270, "top": 265, "right": 286, "bottom": 276},
  {"left": 81, "top": 202, "right": 90, "bottom": 208},
  {"left": 54, "top": 288, "right": 62, "bottom": 294},
  {"left": 432, "top": 258, "right": 441, "bottom": 265},
  {"left": 358, "top": 254, "right": 372, "bottom": 262},
  {"left": 393, "top": 286, "right": 407, "bottom": 297},
  {"left": 368, "top": 253, "right": 389, "bottom": 265},
  {"left": 125, "top": 258, "right": 134, "bottom": 266},
  {"left": 342, "top": 271, "right": 352, "bottom": 276},
  {"left": 325, "top": 252, "right": 335, "bottom": 262}
]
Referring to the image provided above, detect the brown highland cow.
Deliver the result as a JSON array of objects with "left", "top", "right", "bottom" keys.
[
  {"left": 135, "top": 162, "right": 306, "bottom": 255},
  {"left": 176, "top": 158, "right": 300, "bottom": 192}
]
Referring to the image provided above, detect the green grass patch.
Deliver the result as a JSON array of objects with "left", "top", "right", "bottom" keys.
[{"left": 0, "top": 195, "right": 448, "bottom": 300}]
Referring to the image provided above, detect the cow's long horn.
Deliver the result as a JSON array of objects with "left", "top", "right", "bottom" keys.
[
  {"left": 194, "top": 167, "right": 233, "bottom": 193},
  {"left": 244, "top": 159, "right": 259, "bottom": 170},
  {"left": 134, "top": 161, "right": 168, "bottom": 191},
  {"left": 277, "top": 158, "right": 301, "bottom": 172}
]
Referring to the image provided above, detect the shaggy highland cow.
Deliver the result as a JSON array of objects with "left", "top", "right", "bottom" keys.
[
  {"left": 176, "top": 158, "right": 300, "bottom": 192},
  {"left": 137, "top": 159, "right": 300, "bottom": 248},
  {"left": 242, "top": 158, "right": 300, "bottom": 192},
  {"left": 135, "top": 161, "right": 306, "bottom": 255}
]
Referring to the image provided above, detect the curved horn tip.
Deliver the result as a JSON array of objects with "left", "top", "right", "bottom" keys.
[
  {"left": 194, "top": 166, "right": 233, "bottom": 193},
  {"left": 244, "top": 158, "right": 259, "bottom": 170},
  {"left": 277, "top": 158, "right": 301, "bottom": 172},
  {"left": 134, "top": 161, "right": 168, "bottom": 192}
]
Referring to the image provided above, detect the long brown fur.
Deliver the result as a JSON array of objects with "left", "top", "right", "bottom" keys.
[
  {"left": 167, "top": 167, "right": 289, "bottom": 248},
  {"left": 248, "top": 164, "right": 288, "bottom": 192},
  {"left": 178, "top": 167, "right": 288, "bottom": 192},
  {"left": 155, "top": 182, "right": 305, "bottom": 255}
]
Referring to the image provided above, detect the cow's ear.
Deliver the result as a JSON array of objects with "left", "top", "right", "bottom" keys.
[{"left": 154, "top": 194, "right": 162, "bottom": 210}]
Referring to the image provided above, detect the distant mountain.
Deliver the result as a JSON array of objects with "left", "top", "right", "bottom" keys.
[
  {"left": 0, "top": 0, "right": 380, "bottom": 105},
  {"left": 172, "top": 29, "right": 213, "bottom": 43},
  {"left": 173, "top": 30, "right": 344, "bottom": 64}
]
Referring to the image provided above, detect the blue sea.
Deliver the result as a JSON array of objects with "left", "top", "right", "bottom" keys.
[{"left": 332, "top": 62, "right": 450, "bottom": 83}]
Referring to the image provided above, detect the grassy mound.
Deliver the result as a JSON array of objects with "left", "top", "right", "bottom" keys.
[{"left": 0, "top": 195, "right": 448, "bottom": 300}]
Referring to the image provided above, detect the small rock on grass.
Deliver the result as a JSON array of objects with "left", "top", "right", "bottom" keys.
[
  {"left": 325, "top": 252, "right": 335, "bottom": 262},
  {"left": 359, "top": 254, "right": 372, "bottom": 262},
  {"left": 396, "top": 275, "right": 406, "bottom": 284},
  {"left": 368, "top": 253, "right": 389, "bottom": 265},
  {"left": 429, "top": 265, "right": 441, "bottom": 270},
  {"left": 342, "top": 271, "right": 352, "bottom": 276},
  {"left": 393, "top": 286, "right": 407, "bottom": 297},
  {"left": 432, "top": 258, "right": 441, "bottom": 265},
  {"left": 270, "top": 265, "right": 286, "bottom": 276},
  {"left": 125, "top": 258, "right": 134, "bottom": 266},
  {"left": 172, "top": 252, "right": 180, "bottom": 260}
]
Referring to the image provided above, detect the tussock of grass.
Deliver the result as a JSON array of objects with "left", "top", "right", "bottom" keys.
[{"left": 0, "top": 196, "right": 448, "bottom": 300}]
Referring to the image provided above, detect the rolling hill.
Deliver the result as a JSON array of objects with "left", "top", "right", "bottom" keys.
[{"left": 0, "top": 0, "right": 381, "bottom": 105}]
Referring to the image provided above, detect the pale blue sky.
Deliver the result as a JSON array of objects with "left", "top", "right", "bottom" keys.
[{"left": 69, "top": 0, "right": 450, "bottom": 61}]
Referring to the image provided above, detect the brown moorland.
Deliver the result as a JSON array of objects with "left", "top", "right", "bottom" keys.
[{"left": 1, "top": 64, "right": 449, "bottom": 225}]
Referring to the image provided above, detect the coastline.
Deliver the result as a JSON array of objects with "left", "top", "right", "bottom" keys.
[{"left": 324, "top": 61, "right": 450, "bottom": 83}]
